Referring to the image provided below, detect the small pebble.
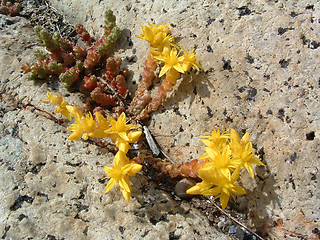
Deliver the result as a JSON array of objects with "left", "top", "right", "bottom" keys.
[{"left": 174, "top": 178, "right": 196, "bottom": 199}]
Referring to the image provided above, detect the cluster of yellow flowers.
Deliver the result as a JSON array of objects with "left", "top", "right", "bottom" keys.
[
  {"left": 42, "top": 91, "right": 143, "bottom": 202},
  {"left": 42, "top": 92, "right": 264, "bottom": 207},
  {"left": 186, "top": 129, "right": 265, "bottom": 209},
  {"left": 137, "top": 22, "right": 202, "bottom": 84}
]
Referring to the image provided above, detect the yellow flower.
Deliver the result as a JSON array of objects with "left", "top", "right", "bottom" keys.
[
  {"left": 102, "top": 151, "right": 142, "bottom": 202},
  {"left": 187, "top": 167, "right": 246, "bottom": 209},
  {"left": 116, "top": 130, "right": 143, "bottom": 153},
  {"left": 89, "top": 112, "right": 110, "bottom": 138},
  {"left": 67, "top": 108, "right": 95, "bottom": 141},
  {"left": 154, "top": 48, "right": 185, "bottom": 77},
  {"left": 65, "top": 105, "right": 84, "bottom": 119},
  {"left": 199, "top": 129, "right": 230, "bottom": 152},
  {"left": 137, "top": 22, "right": 175, "bottom": 51},
  {"left": 41, "top": 91, "right": 72, "bottom": 120},
  {"left": 203, "top": 169, "right": 246, "bottom": 209},
  {"left": 199, "top": 146, "right": 240, "bottom": 180},
  {"left": 180, "top": 46, "right": 202, "bottom": 72},
  {"left": 229, "top": 129, "right": 264, "bottom": 178},
  {"left": 104, "top": 112, "right": 142, "bottom": 153},
  {"left": 185, "top": 180, "right": 213, "bottom": 195}
]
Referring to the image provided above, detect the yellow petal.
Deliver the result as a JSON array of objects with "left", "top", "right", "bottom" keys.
[
  {"left": 231, "top": 167, "right": 241, "bottom": 182},
  {"left": 40, "top": 99, "right": 50, "bottom": 104},
  {"left": 89, "top": 130, "right": 108, "bottom": 138},
  {"left": 232, "top": 185, "right": 246, "bottom": 195},
  {"left": 103, "top": 166, "right": 113, "bottom": 175},
  {"left": 95, "top": 112, "right": 109, "bottom": 130},
  {"left": 118, "top": 112, "right": 126, "bottom": 124},
  {"left": 119, "top": 176, "right": 131, "bottom": 193},
  {"left": 68, "top": 131, "right": 82, "bottom": 141},
  {"left": 245, "top": 163, "right": 255, "bottom": 179},
  {"left": 120, "top": 188, "right": 131, "bottom": 202},
  {"left": 173, "top": 63, "right": 185, "bottom": 74},
  {"left": 186, "top": 184, "right": 202, "bottom": 195},
  {"left": 198, "top": 167, "right": 216, "bottom": 184},
  {"left": 205, "top": 147, "right": 218, "bottom": 160},
  {"left": 220, "top": 168, "right": 231, "bottom": 180},
  {"left": 104, "top": 178, "right": 116, "bottom": 193},
  {"left": 106, "top": 116, "right": 116, "bottom": 128},
  {"left": 114, "top": 150, "right": 129, "bottom": 166},
  {"left": 201, "top": 139, "right": 215, "bottom": 148},
  {"left": 242, "top": 132, "right": 250, "bottom": 143},
  {"left": 126, "top": 162, "right": 142, "bottom": 176},
  {"left": 249, "top": 156, "right": 265, "bottom": 166},
  {"left": 159, "top": 64, "right": 171, "bottom": 77},
  {"left": 203, "top": 186, "right": 221, "bottom": 196},
  {"left": 128, "top": 131, "right": 142, "bottom": 143},
  {"left": 117, "top": 141, "right": 131, "bottom": 153},
  {"left": 198, "top": 153, "right": 209, "bottom": 160},
  {"left": 82, "top": 133, "right": 89, "bottom": 140},
  {"left": 66, "top": 105, "right": 84, "bottom": 121},
  {"left": 59, "top": 108, "right": 72, "bottom": 121},
  {"left": 230, "top": 128, "right": 240, "bottom": 142},
  {"left": 220, "top": 192, "right": 230, "bottom": 209},
  {"left": 118, "top": 132, "right": 130, "bottom": 142}
]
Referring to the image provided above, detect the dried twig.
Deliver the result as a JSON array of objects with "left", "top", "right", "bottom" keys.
[{"left": 206, "top": 197, "right": 264, "bottom": 240}]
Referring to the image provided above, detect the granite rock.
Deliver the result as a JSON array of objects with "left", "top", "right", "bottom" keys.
[
  {"left": 0, "top": 11, "right": 230, "bottom": 240},
  {"left": 0, "top": 0, "right": 320, "bottom": 239}
]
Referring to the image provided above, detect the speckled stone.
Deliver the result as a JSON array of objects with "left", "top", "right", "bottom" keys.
[
  {"left": 0, "top": 12, "right": 230, "bottom": 240},
  {"left": 1, "top": 0, "right": 320, "bottom": 239}
]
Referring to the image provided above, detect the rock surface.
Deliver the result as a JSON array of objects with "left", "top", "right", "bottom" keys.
[{"left": 0, "top": 0, "right": 319, "bottom": 239}]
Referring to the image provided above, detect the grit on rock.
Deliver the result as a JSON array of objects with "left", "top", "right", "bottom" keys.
[{"left": 0, "top": 0, "right": 319, "bottom": 239}]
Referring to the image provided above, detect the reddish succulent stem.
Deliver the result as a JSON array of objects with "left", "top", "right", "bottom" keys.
[
  {"left": 135, "top": 69, "right": 179, "bottom": 120},
  {"left": 129, "top": 53, "right": 158, "bottom": 116},
  {"left": 133, "top": 152, "right": 208, "bottom": 179},
  {"left": 114, "top": 75, "right": 127, "bottom": 97},
  {"left": 83, "top": 75, "right": 98, "bottom": 91},
  {"left": 91, "top": 86, "right": 117, "bottom": 107},
  {"left": 75, "top": 24, "right": 93, "bottom": 46}
]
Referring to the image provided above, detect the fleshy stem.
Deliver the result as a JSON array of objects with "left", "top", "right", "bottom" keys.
[
  {"left": 83, "top": 10, "right": 120, "bottom": 71},
  {"left": 135, "top": 69, "right": 180, "bottom": 120},
  {"left": 129, "top": 53, "right": 157, "bottom": 116},
  {"left": 133, "top": 151, "right": 208, "bottom": 179},
  {"left": 0, "top": 0, "right": 22, "bottom": 16}
]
